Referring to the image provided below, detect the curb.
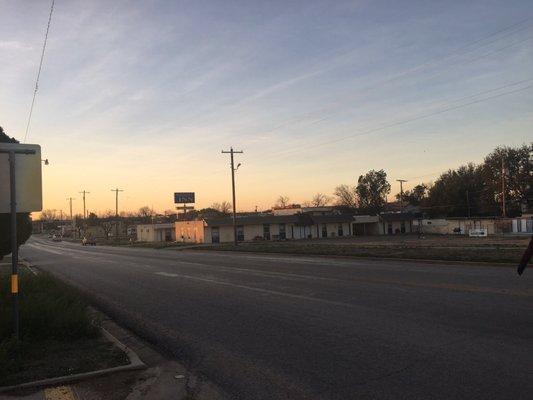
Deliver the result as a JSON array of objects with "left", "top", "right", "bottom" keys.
[{"left": 0, "top": 328, "right": 146, "bottom": 393}]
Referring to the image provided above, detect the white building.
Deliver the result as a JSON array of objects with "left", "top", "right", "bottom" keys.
[
  {"left": 175, "top": 213, "right": 380, "bottom": 244},
  {"left": 136, "top": 223, "right": 175, "bottom": 242}
]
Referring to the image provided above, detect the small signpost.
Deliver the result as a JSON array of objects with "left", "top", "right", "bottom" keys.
[
  {"left": 0, "top": 143, "right": 43, "bottom": 340},
  {"left": 174, "top": 192, "right": 195, "bottom": 216}
]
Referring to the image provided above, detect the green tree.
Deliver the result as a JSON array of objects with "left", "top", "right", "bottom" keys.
[
  {"left": 424, "top": 163, "right": 486, "bottom": 217},
  {"left": 396, "top": 183, "right": 428, "bottom": 206},
  {"left": 356, "top": 169, "right": 391, "bottom": 214},
  {"left": 0, "top": 126, "right": 33, "bottom": 259},
  {"left": 481, "top": 144, "right": 532, "bottom": 217}
]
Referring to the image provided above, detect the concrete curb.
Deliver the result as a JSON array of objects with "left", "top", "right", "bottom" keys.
[{"left": 0, "top": 328, "right": 146, "bottom": 393}]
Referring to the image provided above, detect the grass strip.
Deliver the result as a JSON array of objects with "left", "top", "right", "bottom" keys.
[{"left": 0, "top": 268, "right": 128, "bottom": 387}]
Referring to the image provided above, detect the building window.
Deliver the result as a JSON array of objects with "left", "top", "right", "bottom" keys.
[
  {"left": 338, "top": 224, "right": 344, "bottom": 237},
  {"left": 400, "top": 221, "right": 406, "bottom": 233},
  {"left": 322, "top": 224, "right": 327, "bottom": 238},
  {"left": 279, "top": 223, "right": 286, "bottom": 240},
  {"left": 237, "top": 225, "right": 245, "bottom": 241},
  {"left": 211, "top": 227, "right": 220, "bottom": 243},
  {"left": 263, "top": 224, "right": 271, "bottom": 240}
]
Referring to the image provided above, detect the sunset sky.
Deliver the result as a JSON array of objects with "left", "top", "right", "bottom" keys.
[{"left": 1, "top": 0, "right": 532, "bottom": 215}]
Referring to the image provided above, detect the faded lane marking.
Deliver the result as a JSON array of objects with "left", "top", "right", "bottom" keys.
[
  {"left": 156, "top": 272, "right": 179, "bottom": 277},
  {"left": 155, "top": 271, "right": 359, "bottom": 309}
]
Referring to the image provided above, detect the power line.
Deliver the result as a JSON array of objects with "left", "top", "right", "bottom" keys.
[
  {"left": 255, "top": 18, "right": 533, "bottom": 137},
  {"left": 24, "top": 0, "right": 55, "bottom": 143},
  {"left": 259, "top": 79, "right": 533, "bottom": 161}
]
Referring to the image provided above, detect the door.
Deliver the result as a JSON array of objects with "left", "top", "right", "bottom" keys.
[{"left": 211, "top": 227, "right": 220, "bottom": 243}]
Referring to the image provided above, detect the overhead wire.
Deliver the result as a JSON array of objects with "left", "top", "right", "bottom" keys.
[
  {"left": 253, "top": 17, "right": 533, "bottom": 137},
  {"left": 23, "top": 0, "right": 55, "bottom": 143},
  {"left": 255, "top": 78, "right": 533, "bottom": 162}
]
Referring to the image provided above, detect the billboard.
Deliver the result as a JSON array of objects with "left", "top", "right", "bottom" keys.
[
  {"left": 0, "top": 143, "right": 43, "bottom": 213},
  {"left": 174, "top": 192, "right": 195, "bottom": 204}
]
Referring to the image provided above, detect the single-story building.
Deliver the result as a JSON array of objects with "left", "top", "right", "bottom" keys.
[
  {"left": 418, "top": 217, "right": 508, "bottom": 235},
  {"left": 136, "top": 223, "right": 175, "bottom": 242},
  {"left": 175, "top": 213, "right": 381, "bottom": 243},
  {"left": 380, "top": 212, "right": 419, "bottom": 235},
  {"left": 511, "top": 216, "right": 532, "bottom": 234}
]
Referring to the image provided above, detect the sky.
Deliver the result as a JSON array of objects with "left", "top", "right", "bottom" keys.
[{"left": 1, "top": 0, "right": 532, "bottom": 215}]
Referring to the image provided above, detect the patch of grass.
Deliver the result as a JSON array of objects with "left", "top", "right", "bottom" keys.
[
  {"left": 188, "top": 240, "right": 524, "bottom": 263},
  {"left": 0, "top": 268, "right": 129, "bottom": 387}
]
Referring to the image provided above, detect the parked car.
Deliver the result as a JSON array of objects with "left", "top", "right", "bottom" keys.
[
  {"left": 52, "top": 235, "right": 62, "bottom": 242},
  {"left": 82, "top": 237, "right": 96, "bottom": 246}
]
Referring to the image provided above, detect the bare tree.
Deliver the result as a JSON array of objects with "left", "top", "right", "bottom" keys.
[
  {"left": 100, "top": 209, "right": 115, "bottom": 219},
  {"left": 334, "top": 185, "right": 358, "bottom": 208},
  {"left": 101, "top": 222, "right": 113, "bottom": 238},
  {"left": 275, "top": 195, "right": 290, "bottom": 208},
  {"left": 138, "top": 206, "right": 154, "bottom": 218},
  {"left": 211, "top": 201, "right": 232, "bottom": 214},
  {"left": 310, "top": 193, "right": 332, "bottom": 207},
  {"left": 40, "top": 209, "right": 57, "bottom": 221}
]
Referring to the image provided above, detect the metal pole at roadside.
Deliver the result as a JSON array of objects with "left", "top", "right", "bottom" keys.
[
  {"left": 9, "top": 150, "right": 19, "bottom": 340},
  {"left": 1, "top": 146, "right": 38, "bottom": 340}
]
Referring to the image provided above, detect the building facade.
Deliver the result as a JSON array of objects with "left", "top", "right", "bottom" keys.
[
  {"left": 174, "top": 213, "right": 381, "bottom": 244},
  {"left": 137, "top": 223, "right": 176, "bottom": 242}
]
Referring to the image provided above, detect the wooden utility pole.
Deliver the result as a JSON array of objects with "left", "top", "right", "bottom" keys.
[
  {"left": 501, "top": 157, "right": 507, "bottom": 218},
  {"left": 79, "top": 190, "right": 90, "bottom": 219},
  {"left": 466, "top": 189, "right": 471, "bottom": 218},
  {"left": 111, "top": 188, "right": 124, "bottom": 238},
  {"left": 222, "top": 148, "right": 243, "bottom": 245},
  {"left": 67, "top": 197, "right": 75, "bottom": 226},
  {"left": 397, "top": 179, "right": 407, "bottom": 211}
]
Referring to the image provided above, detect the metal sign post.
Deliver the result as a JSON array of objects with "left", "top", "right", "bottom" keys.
[
  {"left": 0, "top": 147, "right": 37, "bottom": 340},
  {"left": 174, "top": 192, "right": 195, "bottom": 218}
]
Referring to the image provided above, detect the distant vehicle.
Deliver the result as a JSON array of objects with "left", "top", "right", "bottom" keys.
[
  {"left": 52, "top": 235, "right": 62, "bottom": 242},
  {"left": 82, "top": 237, "right": 96, "bottom": 246}
]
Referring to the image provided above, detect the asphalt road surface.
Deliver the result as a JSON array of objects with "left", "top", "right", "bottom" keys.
[{"left": 21, "top": 236, "right": 533, "bottom": 400}]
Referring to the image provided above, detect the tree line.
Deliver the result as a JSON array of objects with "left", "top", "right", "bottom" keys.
[{"left": 280, "top": 144, "right": 532, "bottom": 218}]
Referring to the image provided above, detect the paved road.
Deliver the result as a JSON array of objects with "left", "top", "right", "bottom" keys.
[{"left": 21, "top": 236, "right": 533, "bottom": 400}]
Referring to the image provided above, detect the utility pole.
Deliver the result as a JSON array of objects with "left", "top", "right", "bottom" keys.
[
  {"left": 222, "top": 147, "right": 243, "bottom": 245},
  {"left": 466, "top": 190, "right": 471, "bottom": 218},
  {"left": 67, "top": 197, "right": 75, "bottom": 226},
  {"left": 79, "top": 190, "right": 90, "bottom": 219},
  {"left": 111, "top": 188, "right": 124, "bottom": 238},
  {"left": 396, "top": 179, "right": 407, "bottom": 211},
  {"left": 501, "top": 157, "right": 507, "bottom": 218}
]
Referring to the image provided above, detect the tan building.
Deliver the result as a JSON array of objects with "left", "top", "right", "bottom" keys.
[
  {"left": 137, "top": 223, "right": 175, "bottom": 242},
  {"left": 175, "top": 213, "right": 381, "bottom": 243}
]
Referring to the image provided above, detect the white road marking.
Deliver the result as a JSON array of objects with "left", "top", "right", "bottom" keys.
[
  {"left": 156, "top": 272, "right": 179, "bottom": 277},
  {"left": 154, "top": 271, "right": 356, "bottom": 309}
]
